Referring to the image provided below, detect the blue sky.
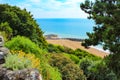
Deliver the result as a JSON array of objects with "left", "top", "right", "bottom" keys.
[{"left": 0, "top": 0, "right": 94, "bottom": 18}]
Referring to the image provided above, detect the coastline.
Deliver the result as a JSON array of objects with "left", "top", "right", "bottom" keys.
[{"left": 47, "top": 38, "right": 109, "bottom": 58}]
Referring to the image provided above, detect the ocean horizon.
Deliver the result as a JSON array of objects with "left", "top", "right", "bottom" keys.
[{"left": 36, "top": 18, "right": 95, "bottom": 39}]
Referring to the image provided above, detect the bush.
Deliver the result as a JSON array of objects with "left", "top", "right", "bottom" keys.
[
  {"left": 74, "top": 49, "right": 101, "bottom": 60},
  {"left": 5, "top": 36, "right": 44, "bottom": 55},
  {"left": 80, "top": 58, "right": 93, "bottom": 78},
  {"left": 49, "top": 53, "right": 86, "bottom": 80},
  {"left": 42, "top": 64, "right": 62, "bottom": 80},
  {"left": 80, "top": 58, "right": 117, "bottom": 80},
  {"left": 4, "top": 51, "right": 40, "bottom": 70},
  {"left": 47, "top": 44, "right": 74, "bottom": 54},
  {"left": 47, "top": 44, "right": 61, "bottom": 53},
  {"left": 63, "top": 53, "right": 80, "bottom": 64}
]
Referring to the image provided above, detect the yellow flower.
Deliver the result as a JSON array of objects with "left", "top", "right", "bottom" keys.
[{"left": 10, "top": 50, "right": 40, "bottom": 70}]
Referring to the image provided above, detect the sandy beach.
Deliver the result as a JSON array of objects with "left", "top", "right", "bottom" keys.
[{"left": 47, "top": 39, "right": 109, "bottom": 58}]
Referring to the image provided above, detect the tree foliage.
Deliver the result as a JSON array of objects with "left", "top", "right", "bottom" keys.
[
  {"left": 0, "top": 22, "right": 13, "bottom": 40},
  {"left": 0, "top": 4, "right": 47, "bottom": 48},
  {"left": 80, "top": 0, "right": 120, "bottom": 78},
  {"left": 80, "top": 0, "right": 120, "bottom": 53},
  {"left": 80, "top": 59, "right": 117, "bottom": 80}
]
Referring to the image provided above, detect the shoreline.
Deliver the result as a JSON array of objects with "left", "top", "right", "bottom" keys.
[{"left": 47, "top": 39, "right": 109, "bottom": 58}]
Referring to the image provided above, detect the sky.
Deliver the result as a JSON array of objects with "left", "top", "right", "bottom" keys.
[{"left": 0, "top": 0, "right": 94, "bottom": 18}]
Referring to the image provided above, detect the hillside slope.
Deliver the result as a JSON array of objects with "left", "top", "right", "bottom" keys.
[{"left": 47, "top": 39, "right": 108, "bottom": 58}]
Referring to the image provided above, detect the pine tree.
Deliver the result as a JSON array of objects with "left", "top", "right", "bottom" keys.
[{"left": 80, "top": 0, "right": 120, "bottom": 78}]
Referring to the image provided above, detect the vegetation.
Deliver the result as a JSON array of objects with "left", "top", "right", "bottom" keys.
[
  {"left": 80, "top": 0, "right": 120, "bottom": 79},
  {"left": 41, "top": 63, "right": 62, "bottom": 80},
  {"left": 5, "top": 36, "right": 44, "bottom": 55},
  {"left": 4, "top": 50, "right": 40, "bottom": 70},
  {"left": 5, "top": 36, "right": 62, "bottom": 80},
  {"left": 0, "top": 22, "right": 12, "bottom": 41},
  {"left": 49, "top": 53, "right": 86, "bottom": 80},
  {"left": 0, "top": 4, "right": 47, "bottom": 48},
  {"left": 80, "top": 58, "right": 117, "bottom": 80},
  {"left": 47, "top": 44, "right": 101, "bottom": 60}
]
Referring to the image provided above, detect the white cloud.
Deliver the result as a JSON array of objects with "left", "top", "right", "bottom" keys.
[{"left": 2, "top": 0, "right": 90, "bottom": 18}]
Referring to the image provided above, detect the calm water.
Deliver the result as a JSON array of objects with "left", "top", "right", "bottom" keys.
[{"left": 36, "top": 18, "right": 95, "bottom": 39}]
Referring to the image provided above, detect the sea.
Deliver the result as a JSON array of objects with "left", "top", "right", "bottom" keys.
[
  {"left": 36, "top": 18, "right": 94, "bottom": 39},
  {"left": 36, "top": 18, "right": 109, "bottom": 53}
]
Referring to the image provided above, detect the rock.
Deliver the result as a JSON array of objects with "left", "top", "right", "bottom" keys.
[
  {"left": 0, "top": 36, "right": 9, "bottom": 64},
  {"left": 0, "top": 67, "right": 42, "bottom": 80},
  {"left": 0, "top": 36, "right": 4, "bottom": 47}
]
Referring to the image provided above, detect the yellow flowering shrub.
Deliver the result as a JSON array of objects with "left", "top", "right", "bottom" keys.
[{"left": 4, "top": 50, "right": 40, "bottom": 70}]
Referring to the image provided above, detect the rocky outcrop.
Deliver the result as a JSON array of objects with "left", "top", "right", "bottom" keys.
[{"left": 0, "top": 66, "right": 42, "bottom": 80}]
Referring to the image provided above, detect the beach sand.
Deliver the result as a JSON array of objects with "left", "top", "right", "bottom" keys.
[{"left": 47, "top": 39, "right": 109, "bottom": 58}]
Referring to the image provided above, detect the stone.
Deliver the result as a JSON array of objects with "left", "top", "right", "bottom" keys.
[
  {"left": 0, "top": 67, "right": 42, "bottom": 80},
  {"left": 0, "top": 36, "right": 9, "bottom": 64},
  {"left": 0, "top": 36, "right": 4, "bottom": 47}
]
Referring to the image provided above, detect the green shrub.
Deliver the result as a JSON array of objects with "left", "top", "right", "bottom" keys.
[
  {"left": 62, "top": 63, "right": 86, "bottom": 80},
  {"left": 4, "top": 53, "right": 32, "bottom": 70},
  {"left": 49, "top": 53, "right": 86, "bottom": 80},
  {"left": 5, "top": 36, "right": 44, "bottom": 55},
  {"left": 47, "top": 44, "right": 74, "bottom": 54},
  {"left": 4, "top": 50, "right": 41, "bottom": 71},
  {"left": 42, "top": 64, "right": 62, "bottom": 80},
  {"left": 74, "top": 49, "right": 101, "bottom": 60},
  {"left": 80, "top": 58, "right": 117, "bottom": 80},
  {"left": 47, "top": 44, "right": 61, "bottom": 53},
  {"left": 63, "top": 53, "right": 80, "bottom": 64},
  {"left": 79, "top": 58, "right": 93, "bottom": 77}
]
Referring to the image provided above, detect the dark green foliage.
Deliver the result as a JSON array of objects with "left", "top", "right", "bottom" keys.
[
  {"left": 80, "top": 0, "right": 120, "bottom": 52},
  {"left": 49, "top": 54, "right": 86, "bottom": 80},
  {"left": 105, "top": 53, "right": 120, "bottom": 79},
  {"left": 80, "top": 59, "right": 117, "bottom": 80},
  {"left": 0, "top": 4, "right": 47, "bottom": 48},
  {"left": 47, "top": 44, "right": 63, "bottom": 53},
  {"left": 0, "top": 22, "right": 13, "bottom": 40},
  {"left": 80, "top": 0, "right": 120, "bottom": 78},
  {"left": 74, "top": 49, "right": 101, "bottom": 60},
  {"left": 80, "top": 0, "right": 120, "bottom": 53},
  {"left": 80, "top": 58, "right": 93, "bottom": 77},
  {"left": 88, "top": 61, "right": 117, "bottom": 80}
]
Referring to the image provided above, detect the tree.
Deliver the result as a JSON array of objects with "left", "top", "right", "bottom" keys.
[
  {"left": 0, "top": 4, "right": 47, "bottom": 48},
  {"left": 80, "top": 0, "right": 120, "bottom": 78},
  {"left": 80, "top": 58, "right": 117, "bottom": 80},
  {"left": 80, "top": 0, "right": 120, "bottom": 53}
]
